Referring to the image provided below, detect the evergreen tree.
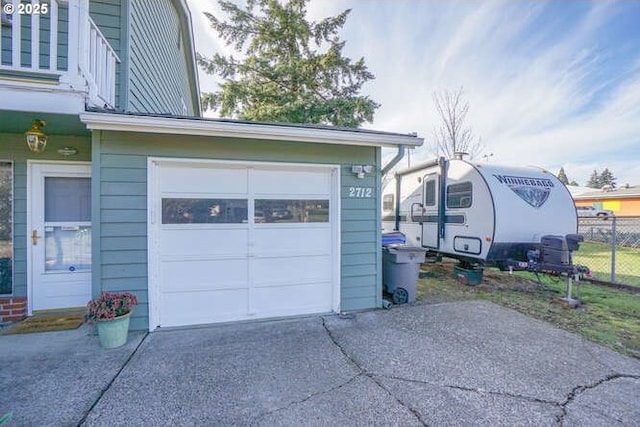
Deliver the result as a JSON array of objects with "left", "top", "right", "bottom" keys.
[
  {"left": 556, "top": 167, "right": 569, "bottom": 185},
  {"left": 586, "top": 170, "right": 601, "bottom": 188},
  {"left": 197, "top": 0, "right": 379, "bottom": 127},
  {"left": 599, "top": 168, "right": 616, "bottom": 188},
  {"left": 569, "top": 180, "right": 579, "bottom": 186}
]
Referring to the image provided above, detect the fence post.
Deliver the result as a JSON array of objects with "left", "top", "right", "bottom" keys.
[{"left": 610, "top": 216, "right": 616, "bottom": 283}]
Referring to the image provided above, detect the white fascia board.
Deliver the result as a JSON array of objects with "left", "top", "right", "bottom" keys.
[{"left": 79, "top": 112, "right": 424, "bottom": 148}]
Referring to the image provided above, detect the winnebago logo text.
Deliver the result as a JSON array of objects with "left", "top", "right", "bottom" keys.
[{"left": 493, "top": 174, "right": 554, "bottom": 208}]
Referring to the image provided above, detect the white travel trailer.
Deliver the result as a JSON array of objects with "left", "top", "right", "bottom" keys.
[{"left": 382, "top": 157, "right": 578, "bottom": 268}]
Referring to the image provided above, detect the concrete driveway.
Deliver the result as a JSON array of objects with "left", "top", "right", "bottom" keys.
[{"left": 1, "top": 300, "right": 639, "bottom": 426}]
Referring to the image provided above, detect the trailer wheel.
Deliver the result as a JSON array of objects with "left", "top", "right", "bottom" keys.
[{"left": 393, "top": 288, "right": 409, "bottom": 304}]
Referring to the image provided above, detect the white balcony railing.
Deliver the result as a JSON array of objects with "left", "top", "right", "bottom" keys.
[{"left": 0, "top": 0, "right": 119, "bottom": 109}]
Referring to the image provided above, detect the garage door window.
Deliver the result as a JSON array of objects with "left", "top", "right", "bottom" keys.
[
  {"left": 162, "top": 198, "right": 248, "bottom": 224},
  {"left": 255, "top": 199, "right": 329, "bottom": 223}
]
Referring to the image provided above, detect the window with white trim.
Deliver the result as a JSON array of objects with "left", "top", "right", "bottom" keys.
[{"left": 0, "top": 161, "right": 13, "bottom": 295}]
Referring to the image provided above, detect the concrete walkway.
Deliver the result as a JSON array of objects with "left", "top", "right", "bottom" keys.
[{"left": 1, "top": 300, "right": 639, "bottom": 426}]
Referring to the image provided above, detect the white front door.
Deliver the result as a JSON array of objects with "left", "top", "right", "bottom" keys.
[{"left": 28, "top": 162, "right": 92, "bottom": 312}]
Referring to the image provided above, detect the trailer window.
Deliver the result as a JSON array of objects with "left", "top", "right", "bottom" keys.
[
  {"left": 383, "top": 194, "right": 394, "bottom": 212},
  {"left": 425, "top": 180, "right": 436, "bottom": 206},
  {"left": 447, "top": 182, "right": 472, "bottom": 209}
]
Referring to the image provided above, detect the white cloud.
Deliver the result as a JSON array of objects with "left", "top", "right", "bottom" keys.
[{"left": 187, "top": 0, "right": 640, "bottom": 185}]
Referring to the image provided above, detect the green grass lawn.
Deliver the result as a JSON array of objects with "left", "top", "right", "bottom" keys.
[
  {"left": 417, "top": 260, "right": 640, "bottom": 359},
  {"left": 573, "top": 241, "right": 640, "bottom": 286}
]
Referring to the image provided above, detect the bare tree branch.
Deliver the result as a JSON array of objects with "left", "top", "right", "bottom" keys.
[{"left": 432, "top": 87, "right": 484, "bottom": 160}]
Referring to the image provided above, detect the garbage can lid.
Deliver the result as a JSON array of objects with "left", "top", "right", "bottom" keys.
[{"left": 384, "top": 244, "right": 426, "bottom": 253}]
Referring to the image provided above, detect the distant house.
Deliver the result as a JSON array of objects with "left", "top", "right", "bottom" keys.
[
  {"left": 572, "top": 186, "right": 640, "bottom": 217},
  {"left": 0, "top": 0, "right": 423, "bottom": 330}
]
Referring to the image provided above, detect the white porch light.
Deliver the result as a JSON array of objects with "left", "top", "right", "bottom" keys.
[{"left": 25, "top": 119, "right": 48, "bottom": 153}]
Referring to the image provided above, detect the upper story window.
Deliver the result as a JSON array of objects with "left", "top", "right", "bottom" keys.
[{"left": 446, "top": 182, "right": 472, "bottom": 209}]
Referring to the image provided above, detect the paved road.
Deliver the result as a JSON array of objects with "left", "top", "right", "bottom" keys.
[{"left": 1, "top": 300, "right": 639, "bottom": 426}]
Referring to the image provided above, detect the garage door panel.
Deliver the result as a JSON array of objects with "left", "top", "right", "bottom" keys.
[
  {"left": 151, "top": 161, "right": 337, "bottom": 329},
  {"left": 253, "top": 227, "right": 331, "bottom": 255},
  {"left": 161, "top": 289, "right": 249, "bottom": 326},
  {"left": 253, "top": 169, "right": 331, "bottom": 195},
  {"left": 160, "top": 228, "right": 248, "bottom": 257},
  {"left": 252, "top": 255, "right": 331, "bottom": 286},
  {"left": 160, "top": 166, "right": 248, "bottom": 194},
  {"left": 161, "top": 259, "right": 248, "bottom": 292},
  {"left": 252, "top": 282, "right": 333, "bottom": 316}
]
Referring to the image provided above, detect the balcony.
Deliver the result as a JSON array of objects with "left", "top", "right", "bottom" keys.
[{"left": 0, "top": 0, "right": 119, "bottom": 114}]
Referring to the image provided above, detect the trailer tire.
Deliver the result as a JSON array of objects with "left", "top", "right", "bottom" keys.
[{"left": 393, "top": 288, "right": 409, "bottom": 304}]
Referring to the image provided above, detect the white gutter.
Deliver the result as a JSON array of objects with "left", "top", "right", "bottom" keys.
[{"left": 79, "top": 112, "right": 424, "bottom": 148}]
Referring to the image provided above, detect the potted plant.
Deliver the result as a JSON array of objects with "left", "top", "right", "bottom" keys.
[{"left": 85, "top": 291, "right": 138, "bottom": 349}]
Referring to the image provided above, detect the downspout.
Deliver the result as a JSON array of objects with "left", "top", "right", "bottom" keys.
[
  {"left": 381, "top": 145, "right": 406, "bottom": 177},
  {"left": 381, "top": 145, "right": 406, "bottom": 231}
]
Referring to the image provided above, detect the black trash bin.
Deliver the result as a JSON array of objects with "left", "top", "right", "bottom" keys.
[{"left": 382, "top": 245, "right": 426, "bottom": 304}]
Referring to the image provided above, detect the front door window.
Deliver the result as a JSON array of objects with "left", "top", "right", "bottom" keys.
[{"left": 43, "top": 177, "right": 91, "bottom": 272}]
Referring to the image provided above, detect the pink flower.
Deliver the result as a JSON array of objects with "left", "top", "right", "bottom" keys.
[{"left": 85, "top": 292, "right": 138, "bottom": 321}]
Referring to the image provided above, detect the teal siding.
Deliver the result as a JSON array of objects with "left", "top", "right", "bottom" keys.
[
  {"left": 95, "top": 131, "right": 382, "bottom": 330},
  {"left": 90, "top": 0, "right": 123, "bottom": 110},
  {"left": 0, "top": 135, "right": 91, "bottom": 299},
  {"left": 128, "top": 0, "right": 195, "bottom": 115}
]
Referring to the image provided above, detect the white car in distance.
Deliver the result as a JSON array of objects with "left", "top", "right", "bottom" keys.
[{"left": 576, "top": 205, "right": 613, "bottom": 219}]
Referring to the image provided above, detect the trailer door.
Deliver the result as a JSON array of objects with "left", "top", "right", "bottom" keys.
[{"left": 420, "top": 174, "right": 440, "bottom": 248}]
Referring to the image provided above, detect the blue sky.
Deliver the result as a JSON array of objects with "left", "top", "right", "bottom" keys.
[{"left": 188, "top": 0, "right": 640, "bottom": 186}]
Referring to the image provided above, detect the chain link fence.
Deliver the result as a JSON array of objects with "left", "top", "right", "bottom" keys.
[{"left": 575, "top": 217, "right": 640, "bottom": 287}]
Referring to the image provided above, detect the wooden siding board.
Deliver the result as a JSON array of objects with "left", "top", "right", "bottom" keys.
[
  {"left": 342, "top": 220, "right": 376, "bottom": 232},
  {"left": 100, "top": 168, "right": 146, "bottom": 182},
  {"left": 101, "top": 195, "right": 146, "bottom": 209},
  {"left": 102, "top": 263, "right": 147, "bottom": 279},
  {"left": 101, "top": 182, "right": 147, "bottom": 195},
  {"left": 342, "top": 296, "right": 377, "bottom": 311},
  {"left": 340, "top": 275, "right": 376, "bottom": 288},
  {"left": 101, "top": 209, "right": 146, "bottom": 223},
  {"left": 101, "top": 277, "right": 147, "bottom": 293},
  {"left": 342, "top": 242, "right": 376, "bottom": 255},
  {"left": 341, "top": 209, "right": 376, "bottom": 221},
  {"left": 342, "top": 231, "right": 377, "bottom": 244},
  {"left": 101, "top": 222, "right": 147, "bottom": 236},
  {"left": 102, "top": 236, "right": 147, "bottom": 251},
  {"left": 342, "top": 264, "right": 376, "bottom": 277},
  {"left": 102, "top": 250, "right": 147, "bottom": 265},
  {"left": 128, "top": 0, "right": 194, "bottom": 115},
  {"left": 341, "top": 285, "right": 377, "bottom": 299},
  {"left": 341, "top": 253, "right": 377, "bottom": 267},
  {"left": 101, "top": 154, "right": 147, "bottom": 168}
]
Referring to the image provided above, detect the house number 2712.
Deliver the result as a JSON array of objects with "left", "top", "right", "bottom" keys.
[{"left": 348, "top": 187, "right": 373, "bottom": 198}]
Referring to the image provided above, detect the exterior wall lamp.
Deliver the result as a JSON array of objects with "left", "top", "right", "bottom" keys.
[
  {"left": 352, "top": 164, "right": 373, "bottom": 179},
  {"left": 25, "top": 119, "right": 48, "bottom": 153}
]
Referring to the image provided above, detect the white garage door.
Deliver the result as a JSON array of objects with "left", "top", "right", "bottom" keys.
[{"left": 148, "top": 159, "right": 340, "bottom": 329}]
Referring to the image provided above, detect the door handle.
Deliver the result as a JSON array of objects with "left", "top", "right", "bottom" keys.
[{"left": 32, "top": 229, "right": 42, "bottom": 246}]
